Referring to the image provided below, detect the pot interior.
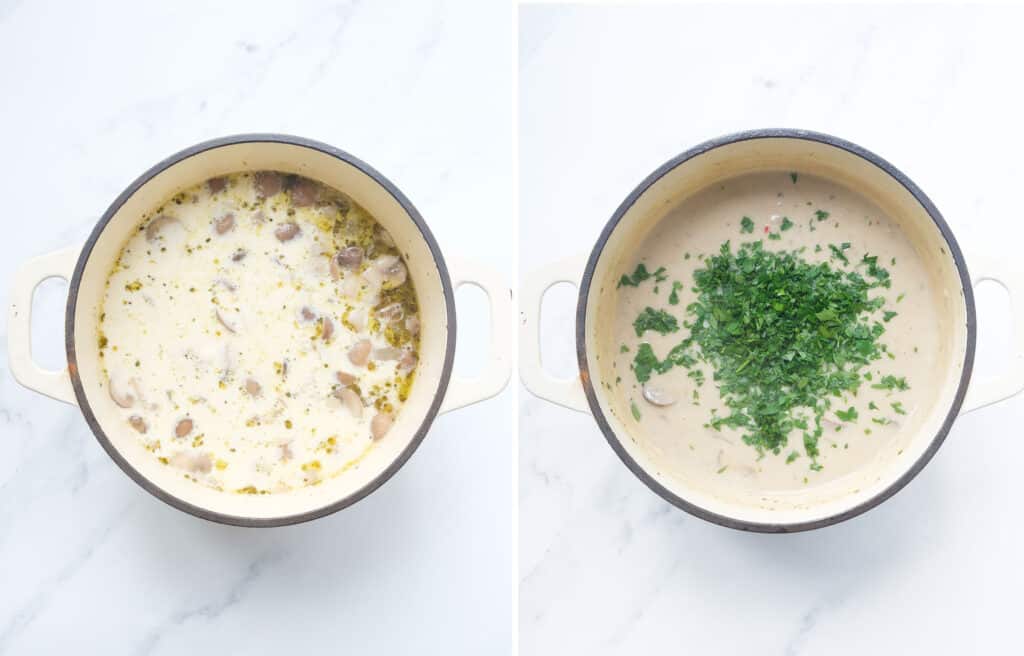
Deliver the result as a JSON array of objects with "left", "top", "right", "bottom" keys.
[
  {"left": 69, "top": 138, "right": 452, "bottom": 523},
  {"left": 583, "top": 134, "right": 971, "bottom": 528}
]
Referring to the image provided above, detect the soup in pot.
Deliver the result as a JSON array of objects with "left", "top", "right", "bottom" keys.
[
  {"left": 610, "top": 171, "right": 942, "bottom": 495},
  {"left": 98, "top": 172, "right": 419, "bottom": 494}
]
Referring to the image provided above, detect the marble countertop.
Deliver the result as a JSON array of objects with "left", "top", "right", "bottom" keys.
[
  {"left": 520, "top": 4, "right": 1024, "bottom": 654},
  {"left": 0, "top": 0, "right": 514, "bottom": 653}
]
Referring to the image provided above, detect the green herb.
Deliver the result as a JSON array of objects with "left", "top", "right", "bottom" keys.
[
  {"left": 768, "top": 232, "right": 781, "bottom": 241},
  {"left": 630, "top": 401, "right": 641, "bottom": 421},
  {"left": 815, "top": 209, "right": 830, "bottom": 222},
  {"left": 872, "top": 417, "right": 891, "bottom": 425},
  {"left": 790, "top": 172, "right": 798, "bottom": 184},
  {"left": 891, "top": 401, "right": 907, "bottom": 415},
  {"left": 672, "top": 240, "right": 899, "bottom": 465},
  {"left": 633, "top": 307, "right": 679, "bottom": 337},
  {"left": 740, "top": 216, "right": 755, "bottom": 234},
  {"left": 835, "top": 406, "right": 859, "bottom": 422},
  {"left": 872, "top": 375, "right": 909, "bottom": 391},
  {"left": 669, "top": 281, "right": 683, "bottom": 305},
  {"left": 687, "top": 368, "right": 705, "bottom": 386},
  {"left": 620, "top": 344, "right": 629, "bottom": 353},
  {"left": 828, "top": 243, "right": 850, "bottom": 264},
  {"left": 860, "top": 253, "right": 892, "bottom": 288},
  {"left": 780, "top": 216, "right": 794, "bottom": 231},
  {"left": 883, "top": 310, "right": 898, "bottom": 322},
  {"left": 717, "top": 465, "right": 728, "bottom": 474},
  {"left": 786, "top": 451, "right": 799, "bottom": 464},
  {"left": 618, "top": 263, "right": 666, "bottom": 288},
  {"left": 868, "top": 400, "right": 878, "bottom": 410},
  {"left": 897, "top": 292, "right": 905, "bottom": 303}
]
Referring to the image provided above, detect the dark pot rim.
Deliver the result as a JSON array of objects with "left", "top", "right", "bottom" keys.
[
  {"left": 65, "top": 133, "right": 457, "bottom": 528},
  {"left": 575, "top": 128, "right": 976, "bottom": 533}
]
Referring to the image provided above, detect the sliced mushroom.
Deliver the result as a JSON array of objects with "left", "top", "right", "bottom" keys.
[
  {"left": 290, "top": 178, "right": 319, "bottom": 207},
  {"left": 335, "top": 387, "right": 363, "bottom": 419},
  {"left": 370, "top": 413, "right": 393, "bottom": 440},
  {"left": 374, "top": 255, "right": 407, "bottom": 289},
  {"left": 175, "top": 418, "right": 194, "bottom": 438},
  {"left": 207, "top": 177, "right": 227, "bottom": 194},
  {"left": 376, "top": 228, "right": 396, "bottom": 248},
  {"left": 321, "top": 317, "right": 334, "bottom": 342},
  {"left": 405, "top": 315, "right": 420, "bottom": 336},
  {"left": 244, "top": 378, "right": 262, "bottom": 397},
  {"left": 108, "top": 378, "right": 135, "bottom": 408},
  {"left": 300, "top": 306, "right": 316, "bottom": 322},
  {"left": 642, "top": 384, "right": 676, "bottom": 407},
  {"left": 373, "top": 346, "right": 403, "bottom": 361},
  {"left": 340, "top": 275, "right": 362, "bottom": 298},
  {"left": 347, "top": 308, "right": 367, "bottom": 331},
  {"left": 145, "top": 215, "right": 181, "bottom": 242},
  {"left": 279, "top": 442, "right": 294, "bottom": 462},
  {"left": 348, "top": 339, "right": 371, "bottom": 366},
  {"left": 213, "top": 213, "right": 235, "bottom": 235},
  {"left": 254, "top": 171, "right": 283, "bottom": 198},
  {"left": 398, "top": 351, "right": 418, "bottom": 373},
  {"left": 336, "top": 370, "right": 357, "bottom": 386},
  {"left": 274, "top": 221, "right": 300, "bottom": 242},
  {"left": 376, "top": 302, "right": 404, "bottom": 322},
  {"left": 128, "top": 415, "right": 148, "bottom": 434},
  {"left": 329, "top": 246, "right": 364, "bottom": 280},
  {"left": 216, "top": 308, "right": 238, "bottom": 334}
]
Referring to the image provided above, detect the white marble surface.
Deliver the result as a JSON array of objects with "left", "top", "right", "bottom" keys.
[
  {"left": 520, "top": 5, "right": 1024, "bottom": 654},
  {"left": 0, "top": 0, "right": 514, "bottom": 653}
]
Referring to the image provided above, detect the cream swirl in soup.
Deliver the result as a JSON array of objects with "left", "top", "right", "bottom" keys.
[
  {"left": 612, "top": 171, "right": 940, "bottom": 493},
  {"left": 99, "top": 172, "right": 419, "bottom": 494}
]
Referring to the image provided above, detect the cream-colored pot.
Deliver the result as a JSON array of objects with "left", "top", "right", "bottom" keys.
[
  {"left": 8, "top": 134, "right": 513, "bottom": 527},
  {"left": 521, "top": 129, "right": 1024, "bottom": 532}
]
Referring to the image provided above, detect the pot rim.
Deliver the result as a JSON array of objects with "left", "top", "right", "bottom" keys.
[
  {"left": 575, "top": 128, "right": 976, "bottom": 533},
  {"left": 65, "top": 133, "right": 457, "bottom": 527}
]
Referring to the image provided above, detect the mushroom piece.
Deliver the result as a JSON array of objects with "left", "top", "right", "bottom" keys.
[
  {"left": 244, "top": 378, "right": 262, "bottom": 397},
  {"left": 128, "top": 415, "right": 148, "bottom": 434},
  {"left": 376, "top": 302, "right": 404, "bottom": 322},
  {"left": 374, "top": 255, "right": 407, "bottom": 289},
  {"left": 108, "top": 378, "right": 135, "bottom": 408},
  {"left": 279, "top": 442, "right": 294, "bottom": 462},
  {"left": 335, "top": 387, "right": 363, "bottom": 419},
  {"left": 398, "top": 351, "right": 418, "bottom": 373},
  {"left": 336, "top": 371, "right": 357, "bottom": 386},
  {"left": 321, "top": 317, "right": 335, "bottom": 342},
  {"left": 175, "top": 418, "right": 194, "bottom": 438},
  {"left": 274, "top": 221, "right": 300, "bottom": 242},
  {"left": 216, "top": 308, "right": 239, "bottom": 334},
  {"left": 370, "top": 413, "right": 393, "bottom": 440},
  {"left": 254, "top": 171, "right": 283, "bottom": 198},
  {"left": 642, "top": 384, "right": 676, "bottom": 407},
  {"left": 373, "top": 346, "right": 403, "bottom": 361},
  {"left": 348, "top": 339, "right": 372, "bottom": 366},
  {"left": 207, "top": 177, "right": 227, "bottom": 194},
  {"left": 145, "top": 215, "right": 181, "bottom": 242},
  {"left": 300, "top": 306, "right": 316, "bottom": 322},
  {"left": 231, "top": 248, "right": 247, "bottom": 262},
  {"left": 329, "top": 246, "right": 364, "bottom": 280},
  {"left": 405, "top": 315, "right": 420, "bottom": 336},
  {"left": 290, "top": 178, "right": 319, "bottom": 207},
  {"left": 213, "top": 213, "right": 235, "bottom": 234}
]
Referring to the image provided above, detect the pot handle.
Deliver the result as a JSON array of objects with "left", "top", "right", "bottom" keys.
[
  {"left": 961, "top": 253, "right": 1024, "bottom": 414},
  {"left": 519, "top": 256, "right": 590, "bottom": 413},
  {"left": 7, "top": 244, "right": 81, "bottom": 405},
  {"left": 438, "top": 257, "right": 514, "bottom": 414}
]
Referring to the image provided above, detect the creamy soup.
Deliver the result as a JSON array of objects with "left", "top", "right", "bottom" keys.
[
  {"left": 99, "top": 172, "right": 419, "bottom": 494},
  {"left": 611, "top": 171, "right": 941, "bottom": 495}
]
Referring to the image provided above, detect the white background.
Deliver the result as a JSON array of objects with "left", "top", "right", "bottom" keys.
[
  {"left": 520, "top": 4, "right": 1024, "bottom": 655},
  {"left": 0, "top": 0, "right": 514, "bottom": 653}
]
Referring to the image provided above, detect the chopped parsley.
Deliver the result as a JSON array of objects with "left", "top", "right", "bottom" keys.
[
  {"left": 790, "top": 172, "right": 799, "bottom": 184},
  {"left": 617, "top": 263, "right": 667, "bottom": 288},
  {"left": 835, "top": 406, "right": 859, "bottom": 422},
  {"left": 630, "top": 401, "right": 642, "bottom": 421},
  {"left": 780, "top": 216, "right": 794, "bottom": 231},
  {"left": 669, "top": 281, "right": 683, "bottom": 305},
  {"left": 828, "top": 242, "right": 851, "bottom": 264},
  {"left": 815, "top": 209, "right": 830, "bottom": 222},
  {"left": 740, "top": 216, "right": 755, "bottom": 234},
  {"left": 633, "top": 307, "right": 679, "bottom": 337},
  {"left": 891, "top": 401, "right": 907, "bottom": 415},
  {"left": 872, "top": 375, "right": 909, "bottom": 391}
]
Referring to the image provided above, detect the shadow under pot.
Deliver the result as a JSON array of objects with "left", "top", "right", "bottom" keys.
[
  {"left": 8, "top": 134, "right": 514, "bottom": 527},
  {"left": 522, "top": 128, "right": 1024, "bottom": 533}
]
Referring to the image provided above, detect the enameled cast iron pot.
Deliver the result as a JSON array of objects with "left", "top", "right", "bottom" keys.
[
  {"left": 521, "top": 129, "right": 1024, "bottom": 533},
  {"left": 8, "top": 134, "right": 513, "bottom": 527}
]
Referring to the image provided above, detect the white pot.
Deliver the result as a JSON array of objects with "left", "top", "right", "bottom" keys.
[
  {"left": 8, "top": 134, "right": 514, "bottom": 526},
  {"left": 521, "top": 129, "right": 1024, "bottom": 532}
]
